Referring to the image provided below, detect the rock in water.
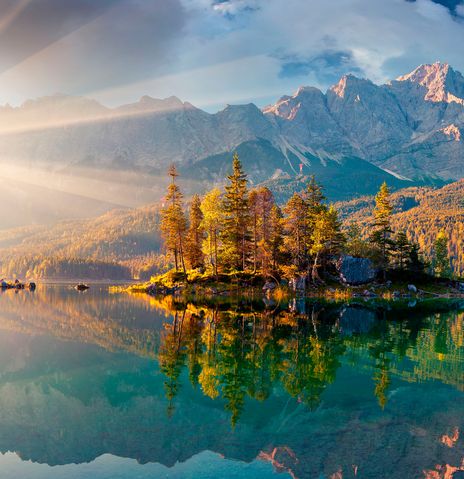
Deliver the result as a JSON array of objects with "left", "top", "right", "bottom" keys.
[
  {"left": 337, "top": 255, "right": 376, "bottom": 285},
  {"left": 408, "top": 284, "right": 417, "bottom": 293},
  {"left": 75, "top": 284, "right": 90, "bottom": 291}
]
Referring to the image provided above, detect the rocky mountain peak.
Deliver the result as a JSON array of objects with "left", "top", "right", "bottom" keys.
[
  {"left": 262, "top": 86, "right": 323, "bottom": 120},
  {"left": 396, "top": 62, "right": 464, "bottom": 104},
  {"left": 117, "top": 95, "right": 186, "bottom": 114},
  {"left": 329, "top": 74, "right": 372, "bottom": 99}
]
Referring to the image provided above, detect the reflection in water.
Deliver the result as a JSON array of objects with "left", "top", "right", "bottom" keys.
[
  {"left": 0, "top": 286, "right": 464, "bottom": 478},
  {"left": 156, "top": 299, "right": 464, "bottom": 423}
]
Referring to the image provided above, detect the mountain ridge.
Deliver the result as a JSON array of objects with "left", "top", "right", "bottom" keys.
[{"left": 0, "top": 62, "right": 463, "bottom": 228}]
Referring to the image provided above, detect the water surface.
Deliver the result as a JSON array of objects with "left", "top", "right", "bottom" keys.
[{"left": 0, "top": 285, "right": 463, "bottom": 478}]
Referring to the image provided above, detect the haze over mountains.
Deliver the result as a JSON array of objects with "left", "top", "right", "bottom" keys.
[{"left": 1, "top": 61, "right": 464, "bottom": 228}]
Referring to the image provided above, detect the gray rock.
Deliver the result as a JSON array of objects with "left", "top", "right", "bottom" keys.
[
  {"left": 337, "top": 255, "right": 376, "bottom": 285},
  {"left": 407, "top": 284, "right": 417, "bottom": 293},
  {"left": 262, "top": 281, "right": 276, "bottom": 292}
]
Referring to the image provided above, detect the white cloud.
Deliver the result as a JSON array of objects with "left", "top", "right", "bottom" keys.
[
  {"left": 178, "top": 0, "right": 464, "bottom": 98},
  {"left": 0, "top": 0, "right": 463, "bottom": 109}
]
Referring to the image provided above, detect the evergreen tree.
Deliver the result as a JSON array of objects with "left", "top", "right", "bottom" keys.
[
  {"left": 200, "top": 188, "right": 224, "bottom": 276},
  {"left": 394, "top": 230, "right": 411, "bottom": 271},
  {"left": 305, "top": 174, "right": 325, "bottom": 210},
  {"left": 222, "top": 154, "right": 250, "bottom": 270},
  {"left": 185, "top": 194, "right": 205, "bottom": 270},
  {"left": 305, "top": 175, "right": 326, "bottom": 258},
  {"left": 160, "top": 165, "right": 187, "bottom": 272},
  {"left": 433, "top": 231, "right": 451, "bottom": 278},
  {"left": 408, "top": 242, "right": 425, "bottom": 274},
  {"left": 310, "top": 205, "right": 344, "bottom": 282},
  {"left": 345, "top": 222, "right": 369, "bottom": 258},
  {"left": 283, "top": 193, "right": 308, "bottom": 271},
  {"left": 370, "top": 182, "right": 394, "bottom": 273}
]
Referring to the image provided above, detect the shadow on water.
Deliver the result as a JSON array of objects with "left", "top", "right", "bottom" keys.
[{"left": 0, "top": 285, "right": 464, "bottom": 478}]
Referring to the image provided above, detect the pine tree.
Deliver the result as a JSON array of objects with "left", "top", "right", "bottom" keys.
[
  {"left": 371, "top": 182, "right": 394, "bottom": 273},
  {"left": 346, "top": 222, "right": 369, "bottom": 258},
  {"left": 408, "top": 242, "right": 425, "bottom": 274},
  {"left": 283, "top": 193, "right": 308, "bottom": 271},
  {"left": 394, "top": 230, "right": 411, "bottom": 271},
  {"left": 305, "top": 174, "right": 325, "bottom": 210},
  {"left": 160, "top": 165, "right": 187, "bottom": 272},
  {"left": 222, "top": 154, "right": 250, "bottom": 270},
  {"left": 310, "top": 205, "right": 344, "bottom": 282},
  {"left": 200, "top": 188, "right": 224, "bottom": 276},
  {"left": 185, "top": 194, "right": 205, "bottom": 270},
  {"left": 433, "top": 231, "right": 451, "bottom": 278}
]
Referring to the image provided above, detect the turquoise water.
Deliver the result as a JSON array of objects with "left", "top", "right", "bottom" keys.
[{"left": 0, "top": 286, "right": 463, "bottom": 478}]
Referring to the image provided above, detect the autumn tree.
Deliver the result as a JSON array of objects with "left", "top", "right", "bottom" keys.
[
  {"left": 160, "top": 165, "right": 187, "bottom": 272},
  {"left": 249, "top": 187, "right": 276, "bottom": 273},
  {"left": 268, "top": 204, "right": 284, "bottom": 271},
  {"left": 222, "top": 154, "right": 250, "bottom": 270},
  {"left": 185, "top": 194, "right": 205, "bottom": 270},
  {"left": 433, "top": 231, "right": 451, "bottom": 278},
  {"left": 200, "top": 188, "right": 224, "bottom": 276},
  {"left": 249, "top": 189, "right": 260, "bottom": 273},
  {"left": 310, "top": 205, "right": 344, "bottom": 282},
  {"left": 370, "top": 182, "right": 394, "bottom": 273},
  {"left": 283, "top": 193, "right": 308, "bottom": 271}
]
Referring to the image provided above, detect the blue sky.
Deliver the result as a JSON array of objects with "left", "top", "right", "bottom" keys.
[{"left": 0, "top": 0, "right": 463, "bottom": 111}]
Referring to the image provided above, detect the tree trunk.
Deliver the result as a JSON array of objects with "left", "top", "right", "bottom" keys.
[{"left": 311, "top": 251, "right": 322, "bottom": 284}]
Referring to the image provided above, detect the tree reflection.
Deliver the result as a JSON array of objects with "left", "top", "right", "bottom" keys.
[{"left": 155, "top": 299, "right": 464, "bottom": 425}]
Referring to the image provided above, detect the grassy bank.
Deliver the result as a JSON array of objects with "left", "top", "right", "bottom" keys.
[{"left": 112, "top": 268, "right": 464, "bottom": 301}]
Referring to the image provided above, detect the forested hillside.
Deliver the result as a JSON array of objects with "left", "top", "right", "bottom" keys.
[
  {"left": 336, "top": 180, "right": 464, "bottom": 275},
  {"left": 0, "top": 205, "right": 163, "bottom": 280}
]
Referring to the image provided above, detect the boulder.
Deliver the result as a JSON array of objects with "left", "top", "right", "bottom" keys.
[
  {"left": 337, "top": 255, "right": 376, "bottom": 285},
  {"left": 407, "top": 284, "right": 417, "bottom": 293},
  {"left": 262, "top": 281, "right": 276, "bottom": 292}
]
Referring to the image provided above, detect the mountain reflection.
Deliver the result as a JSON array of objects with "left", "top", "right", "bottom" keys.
[{"left": 0, "top": 287, "right": 463, "bottom": 478}]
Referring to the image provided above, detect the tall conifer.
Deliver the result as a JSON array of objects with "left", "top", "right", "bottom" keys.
[
  {"left": 160, "top": 165, "right": 187, "bottom": 272},
  {"left": 222, "top": 153, "right": 250, "bottom": 270}
]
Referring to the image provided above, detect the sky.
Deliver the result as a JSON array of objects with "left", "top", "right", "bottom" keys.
[{"left": 0, "top": 0, "right": 463, "bottom": 111}]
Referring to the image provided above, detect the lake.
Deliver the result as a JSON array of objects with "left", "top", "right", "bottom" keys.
[{"left": 0, "top": 285, "right": 463, "bottom": 479}]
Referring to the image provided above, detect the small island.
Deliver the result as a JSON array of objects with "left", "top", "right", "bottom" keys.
[{"left": 122, "top": 155, "right": 463, "bottom": 301}]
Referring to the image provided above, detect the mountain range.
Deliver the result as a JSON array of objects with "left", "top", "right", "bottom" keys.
[{"left": 1, "top": 61, "right": 464, "bottom": 228}]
